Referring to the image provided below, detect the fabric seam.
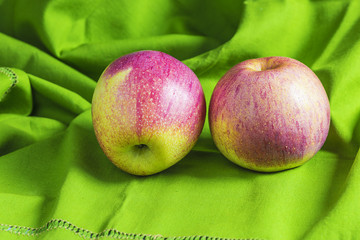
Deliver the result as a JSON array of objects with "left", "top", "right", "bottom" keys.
[
  {"left": 0, "top": 67, "right": 18, "bottom": 101},
  {"left": 0, "top": 219, "right": 264, "bottom": 240}
]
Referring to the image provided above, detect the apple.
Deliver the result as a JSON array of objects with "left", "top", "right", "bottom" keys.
[
  {"left": 209, "top": 56, "right": 330, "bottom": 172},
  {"left": 92, "top": 50, "right": 206, "bottom": 175}
]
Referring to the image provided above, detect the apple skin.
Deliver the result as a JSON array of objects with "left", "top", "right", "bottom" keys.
[
  {"left": 92, "top": 50, "right": 206, "bottom": 176},
  {"left": 209, "top": 57, "right": 330, "bottom": 172}
]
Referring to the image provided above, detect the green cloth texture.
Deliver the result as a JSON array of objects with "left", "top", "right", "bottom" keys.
[{"left": 1, "top": 0, "right": 360, "bottom": 239}]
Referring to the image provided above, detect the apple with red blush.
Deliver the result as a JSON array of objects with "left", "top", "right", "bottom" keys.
[
  {"left": 209, "top": 57, "right": 330, "bottom": 172},
  {"left": 92, "top": 50, "right": 206, "bottom": 175}
]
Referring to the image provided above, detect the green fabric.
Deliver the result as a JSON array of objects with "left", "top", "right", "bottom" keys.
[{"left": 1, "top": 0, "right": 360, "bottom": 239}]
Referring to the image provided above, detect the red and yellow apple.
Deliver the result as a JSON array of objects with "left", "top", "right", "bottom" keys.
[
  {"left": 92, "top": 50, "right": 206, "bottom": 175},
  {"left": 209, "top": 57, "right": 330, "bottom": 172}
]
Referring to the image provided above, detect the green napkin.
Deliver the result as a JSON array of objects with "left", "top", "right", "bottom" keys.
[{"left": 1, "top": 0, "right": 360, "bottom": 239}]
